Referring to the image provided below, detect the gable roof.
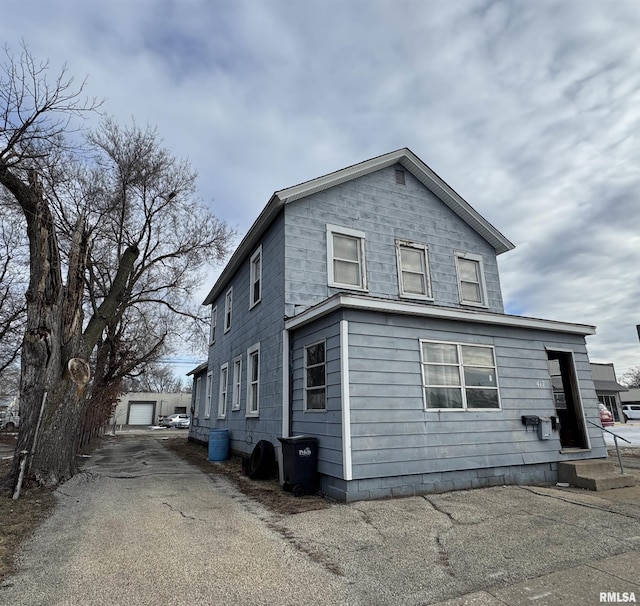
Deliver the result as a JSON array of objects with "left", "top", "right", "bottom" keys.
[{"left": 204, "top": 148, "right": 515, "bottom": 305}]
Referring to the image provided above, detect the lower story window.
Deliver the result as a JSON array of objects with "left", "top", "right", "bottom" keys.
[
  {"left": 305, "top": 341, "right": 326, "bottom": 411},
  {"left": 421, "top": 340, "right": 500, "bottom": 410},
  {"left": 247, "top": 343, "right": 260, "bottom": 416}
]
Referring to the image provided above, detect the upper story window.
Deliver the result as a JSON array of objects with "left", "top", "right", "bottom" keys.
[
  {"left": 224, "top": 287, "right": 233, "bottom": 332},
  {"left": 396, "top": 241, "right": 432, "bottom": 300},
  {"left": 327, "top": 224, "right": 367, "bottom": 291},
  {"left": 421, "top": 340, "right": 500, "bottom": 411},
  {"left": 247, "top": 343, "right": 260, "bottom": 417},
  {"left": 304, "top": 341, "right": 327, "bottom": 412},
  {"left": 249, "top": 246, "right": 262, "bottom": 309},
  {"left": 209, "top": 306, "right": 217, "bottom": 344},
  {"left": 454, "top": 252, "right": 488, "bottom": 307}
]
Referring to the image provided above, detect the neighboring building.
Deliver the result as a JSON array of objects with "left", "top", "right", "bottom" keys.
[
  {"left": 112, "top": 392, "right": 192, "bottom": 426},
  {"left": 589, "top": 363, "right": 627, "bottom": 422},
  {"left": 189, "top": 148, "right": 607, "bottom": 502},
  {"left": 621, "top": 388, "right": 640, "bottom": 406}
]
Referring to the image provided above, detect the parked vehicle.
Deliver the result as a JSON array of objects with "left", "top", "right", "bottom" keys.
[
  {"left": 172, "top": 417, "right": 191, "bottom": 429},
  {"left": 160, "top": 413, "right": 189, "bottom": 428},
  {"left": 598, "top": 403, "right": 614, "bottom": 427},
  {"left": 622, "top": 404, "right": 640, "bottom": 422}
]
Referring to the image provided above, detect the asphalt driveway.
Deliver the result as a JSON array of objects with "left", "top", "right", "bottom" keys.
[{"left": 1, "top": 433, "right": 639, "bottom": 605}]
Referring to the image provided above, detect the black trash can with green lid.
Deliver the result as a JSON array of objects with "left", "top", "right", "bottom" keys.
[{"left": 277, "top": 436, "right": 318, "bottom": 497}]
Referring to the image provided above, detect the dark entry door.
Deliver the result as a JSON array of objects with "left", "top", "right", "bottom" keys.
[{"left": 547, "top": 350, "right": 588, "bottom": 449}]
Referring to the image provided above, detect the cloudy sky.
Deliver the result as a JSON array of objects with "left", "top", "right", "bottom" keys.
[{"left": 3, "top": 0, "right": 640, "bottom": 379}]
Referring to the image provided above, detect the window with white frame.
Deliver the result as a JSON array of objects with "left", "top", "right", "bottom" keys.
[
  {"left": 396, "top": 241, "right": 432, "bottom": 299},
  {"left": 421, "top": 341, "right": 500, "bottom": 410},
  {"left": 224, "top": 287, "right": 233, "bottom": 332},
  {"left": 455, "top": 252, "right": 487, "bottom": 307},
  {"left": 194, "top": 376, "right": 201, "bottom": 418},
  {"left": 249, "top": 246, "right": 262, "bottom": 308},
  {"left": 209, "top": 306, "right": 217, "bottom": 344},
  {"left": 304, "top": 341, "right": 327, "bottom": 411},
  {"left": 205, "top": 371, "right": 213, "bottom": 418},
  {"left": 218, "top": 363, "right": 229, "bottom": 418},
  {"left": 232, "top": 356, "right": 242, "bottom": 411},
  {"left": 327, "top": 224, "right": 367, "bottom": 290},
  {"left": 247, "top": 343, "right": 260, "bottom": 416}
]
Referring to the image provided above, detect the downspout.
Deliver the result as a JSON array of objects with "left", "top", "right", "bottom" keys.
[{"left": 282, "top": 328, "right": 291, "bottom": 438}]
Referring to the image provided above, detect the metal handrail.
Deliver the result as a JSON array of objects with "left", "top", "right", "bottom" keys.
[{"left": 586, "top": 418, "right": 631, "bottom": 474}]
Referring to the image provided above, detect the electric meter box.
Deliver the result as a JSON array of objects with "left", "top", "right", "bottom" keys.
[{"left": 537, "top": 417, "right": 552, "bottom": 440}]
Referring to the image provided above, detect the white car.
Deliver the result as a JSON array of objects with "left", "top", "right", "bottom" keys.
[
  {"left": 159, "top": 413, "right": 190, "bottom": 428},
  {"left": 622, "top": 404, "right": 640, "bottom": 422}
]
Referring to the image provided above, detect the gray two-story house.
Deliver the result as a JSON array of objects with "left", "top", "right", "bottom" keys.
[{"left": 189, "top": 148, "right": 607, "bottom": 502}]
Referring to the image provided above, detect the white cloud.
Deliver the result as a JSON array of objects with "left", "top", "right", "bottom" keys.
[{"left": 3, "top": 0, "right": 640, "bottom": 376}]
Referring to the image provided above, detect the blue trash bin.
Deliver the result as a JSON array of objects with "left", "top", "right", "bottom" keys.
[{"left": 208, "top": 429, "right": 230, "bottom": 461}]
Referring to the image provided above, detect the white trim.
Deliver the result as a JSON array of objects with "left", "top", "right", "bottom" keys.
[
  {"left": 249, "top": 245, "right": 262, "bottom": 309},
  {"left": 209, "top": 306, "right": 217, "bottom": 345},
  {"left": 217, "top": 363, "right": 229, "bottom": 419},
  {"left": 204, "top": 371, "right": 213, "bottom": 419},
  {"left": 454, "top": 251, "right": 489, "bottom": 308},
  {"left": 246, "top": 342, "right": 260, "bottom": 417},
  {"left": 284, "top": 293, "right": 596, "bottom": 336},
  {"left": 282, "top": 329, "right": 290, "bottom": 437},
  {"left": 396, "top": 240, "right": 433, "bottom": 301},
  {"left": 231, "top": 356, "right": 242, "bottom": 411},
  {"left": 340, "top": 320, "right": 352, "bottom": 481},
  {"left": 224, "top": 287, "right": 233, "bottom": 333},
  {"left": 326, "top": 224, "right": 368, "bottom": 291},
  {"left": 420, "top": 340, "right": 501, "bottom": 411}
]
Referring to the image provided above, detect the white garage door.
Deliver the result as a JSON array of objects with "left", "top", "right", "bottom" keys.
[{"left": 128, "top": 402, "right": 155, "bottom": 425}]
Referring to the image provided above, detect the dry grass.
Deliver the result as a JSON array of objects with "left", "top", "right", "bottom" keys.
[
  {"left": 0, "top": 432, "right": 56, "bottom": 583},
  {"left": 162, "top": 436, "right": 331, "bottom": 515}
]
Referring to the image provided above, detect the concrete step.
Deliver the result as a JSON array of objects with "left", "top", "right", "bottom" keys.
[{"left": 558, "top": 459, "right": 638, "bottom": 491}]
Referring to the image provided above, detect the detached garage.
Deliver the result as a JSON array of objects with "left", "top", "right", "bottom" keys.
[{"left": 127, "top": 401, "right": 156, "bottom": 425}]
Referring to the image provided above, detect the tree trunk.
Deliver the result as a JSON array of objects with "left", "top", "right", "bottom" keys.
[{"left": 1, "top": 167, "right": 138, "bottom": 489}]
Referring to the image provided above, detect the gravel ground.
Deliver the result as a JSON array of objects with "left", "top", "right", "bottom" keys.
[{"left": 1, "top": 433, "right": 639, "bottom": 605}]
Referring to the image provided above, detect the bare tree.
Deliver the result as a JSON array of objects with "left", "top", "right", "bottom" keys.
[
  {"left": 0, "top": 46, "right": 232, "bottom": 488},
  {"left": 620, "top": 367, "right": 640, "bottom": 388},
  {"left": 0, "top": 194, "right": 27, "bottom": 380},
  {"left": 75, "top": 120, "right": 233, "bottom": 443},
  {"left": 123, "top": 363, "right": 188, "bottom": 393}
]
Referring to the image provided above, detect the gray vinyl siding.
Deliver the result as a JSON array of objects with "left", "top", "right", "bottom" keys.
[
  {"left": 192, "top": 212, "right": 286, "bottom": 454},
  {"left": 290, "top": 312, "right": 343, "bottom": 478},
  {"left": 343, "top": 310, "right": 605, "bottom": 481},
  {"left": 283, "top": 164, "right": 504, "bottom": 316}
]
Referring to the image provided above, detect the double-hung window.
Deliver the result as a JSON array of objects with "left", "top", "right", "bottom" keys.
[
  {"left": 249, "top": 246, "right": 262, "bottom": 308},
  {"left": 209, "top": 306, "right": 217, "bottom": 344},
  {"left": 421, "top": 341, "right": 500, "bottom": 410},
  {"left": 218, "top": 363, "right": 229, "bottom": 419},
  {"left": 396, "top": 241, "right": 432, "bottom": 299},
  {"left": 224, "top": 287, "right": 233, "bottom": 332},
  {"left": 327, "top": 224, "right": 367, "bottom": 290},
  {"left": 194, "top": 376, "right": 201, "bottom": 418},
  {"left": 232, "top": 356, "right": 242, "bottom": 411},
  {"left": 247, "top": 343, "right": 260, "bottom": 417},
  {"left": 304, "top": 341, "right": 327, "bottom": 411},
  {"left": 455, "top": 252, "right": 487, "bottom": 307},
  {"left": 205, "top": 371, "right": 213, "bottom": 418}
]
